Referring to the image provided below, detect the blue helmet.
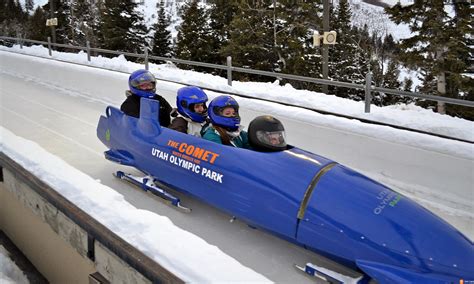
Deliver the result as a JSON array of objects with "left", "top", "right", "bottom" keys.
[
  {"left": 176, "top": 86, "right": 208, "bottom": 123},
  {"left": 128, "top": 69, "right": 156, "bottom": 98},
  {"left": 208, "top": 95, "right": 240, "bottom": 131}
]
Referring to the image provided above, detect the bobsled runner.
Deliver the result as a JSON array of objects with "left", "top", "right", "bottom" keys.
[{"left": 97, "top": 98, "right": 474, "bottom": 283}]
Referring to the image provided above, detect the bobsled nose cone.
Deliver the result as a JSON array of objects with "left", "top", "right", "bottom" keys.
[{"left": 356, "top": 260, "right": 472, "bottom": 284}]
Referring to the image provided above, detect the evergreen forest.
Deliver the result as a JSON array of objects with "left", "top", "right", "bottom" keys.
[{"left": 1, "top": 0, "right": 472, "bottom": 120}]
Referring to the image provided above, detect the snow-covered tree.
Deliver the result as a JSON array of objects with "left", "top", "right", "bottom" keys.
[
  {"left": 329, "top": 0, "right": 368, "bottom": 100},
  {"left": 0, "top": 0, "right": 28, "bottom": 37},
  {"left": 385, "top": 0, "right": 472, "bottom": 115},
  {"left": 28, "top": 6, "right": 48, "bottom": 41},
  {"left": 271, "top": 0, "right": 322, "bottom": 82},
  {"left": 25, "top": 0, "right": 34, "bottom": 14},
  {"left": 69, "top": 0, "right": 102, "bottom": 47},
  {"left": 100, "top": 0, "right": 148, "bottom": 54},
  {"left": 207, "top": 0, "right": 239, "bottom": 66},
  {"left": 382, "top": 59, "right": 405, "bottom": 105},
  {"left": 403, "top": 78, "right": 413, "bottom": 93},
  {"left": 222, "top": 0, "right": 322, "bottom": 85},
  {"left": 39, "top": 0, "right": 73, "bottom": 44},
  {"left": 175, "top": 0, "right": 212, "bottom": 69},
  {"left": 151, "top": 1, "right": 172, "bottom": 57},
  {"left": 221, "top": 0, "right": 275, "bottom": 81}
]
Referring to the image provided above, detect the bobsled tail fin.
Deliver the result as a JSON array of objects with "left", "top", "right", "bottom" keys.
[
  {"left": 137, "top": 97, "right": 161, "bottom": 137},
  {"left": 97, "top": 115, "right": 110, "bottom": 147},
  {"left": 356, "top": 260, "right": 463, "bottom": 284}
]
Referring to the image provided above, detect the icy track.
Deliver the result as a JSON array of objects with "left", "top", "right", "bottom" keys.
[{"left": 0, "top": 49, "right": 473, "bottom": 282}]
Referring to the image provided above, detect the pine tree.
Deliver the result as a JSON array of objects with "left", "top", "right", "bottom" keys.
[
  {"left": 444, "top": 2, "right": 473, "bottom": 119},
  {"left": 221, "top": 0, "right": 276, "bottom": 81},
  {"left": 28, "top": 6, "right": 49, "bottom": 41},
  {"left": 175, "top": 0, "right": 213, "bottom": 69},
  {"left": 403, "top": 78, "right": 413, "bottom": 92},
  {"left": 0, "top": 0, "right": 5, "bottom": 23},
  {"left": 41, "top": 0, "right": 72, "bottom": 44},
  {"left": 68, "top": 0, "right": 101, "bottom": 47},
  {"left": 151, "top": 1, "right": 172, "bottom": 57},
  {"left": 25, "top": 0, "right": 34, "bottom": 14},
  {"left": 385, "top": 0, "right": 471, "bottom": 115},
  {"left": 329, "top": 0, "right": 368, "bottom": 100},
  {"left": 101, "top": 0, "right": 148, "bottom": 54},
  {"left": 382, "top": 59, "right": 404, "bottom": 105},
  {"left": 207, "top": 0, "right": 239, "bottom": 66},
  {"left": 400, "top": 77, "right": 415, "bottom": 105},
  {"left": 1, "top": 0, "right": 28, "bottom": 37},
  {"left": 271, "top": 0, "right": 322, "bottom": 87}
]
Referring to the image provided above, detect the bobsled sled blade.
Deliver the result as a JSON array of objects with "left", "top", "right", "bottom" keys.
[
  {"left": 295, "top": 264, "right": 330, "bottom": 282},
  {"left": 176, "top": 202, "right": 192, "bottom": 213},
  {"left": 113, "top": 171, "right": 191, "bottom": 213},
  {"left": 295, "top": 263, "right": 363, "bottom": 284}
]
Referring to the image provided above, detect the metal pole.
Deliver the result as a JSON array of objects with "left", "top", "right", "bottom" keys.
[
  {"left": 47, "top": 37, "right": 52, "bottom": 56},
  {"left": 436, "top": 49, "right": 446, "bottom": 114},
  {"left": 365, "top": 72, "right": 372, "bottom": 113},
  {"left": 49, "top": 0, "right": 56, "bottom": 43},
  {"left": 227, "top": 56, "right": 232, "bottom": 86},
  {"left": 144, "top": 48, "right": 149, "bottom": 70},
  {"left": 322, "top": 0, "right": 329, "bottom": 94},
  {"left": 86, "top": 41, "right": 91, "bottom": 62}
]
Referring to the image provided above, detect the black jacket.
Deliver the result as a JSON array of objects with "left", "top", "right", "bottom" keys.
[{"left": 120, "top": 92, "right": 172, "bottom": 127}]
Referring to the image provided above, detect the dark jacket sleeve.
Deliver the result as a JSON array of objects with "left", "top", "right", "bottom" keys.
[
  {"left": 154, "top": 94, "right": 172, "bottom": 127},
  {"left": 169, "top": 117, "right": 188, "bottom": 133},
  {"left": 120, "top": 95, "right": 140, "bottom": 118}
]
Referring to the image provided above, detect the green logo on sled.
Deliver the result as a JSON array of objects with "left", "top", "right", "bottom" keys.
[{"left": 105, "top": 129, "right": 110, "bottom": 142}]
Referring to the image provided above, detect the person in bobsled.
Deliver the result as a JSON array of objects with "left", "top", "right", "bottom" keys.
[
  {"left": 120, "top": 69, "right": 173, "bottom": 127},
  {"left": 248, "top": 115, "right": 287, "bottom": 152},
  {"left": 169, "top": 86, "right": 208, "bottom": 137},
  {"left": 202, "top": 95, "right": 250, "bottom": 148}
]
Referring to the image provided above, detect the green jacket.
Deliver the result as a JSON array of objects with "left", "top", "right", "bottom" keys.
[{"left": 202, "top": 126, "right": 250, "bottom": 149}]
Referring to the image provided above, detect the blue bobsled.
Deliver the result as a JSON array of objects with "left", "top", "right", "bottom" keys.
[{"left": 97, "top": 98, "right": 474, "bottom": 283}]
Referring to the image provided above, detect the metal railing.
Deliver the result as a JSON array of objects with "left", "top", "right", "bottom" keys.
[{"left": 1, "top": 35, "right": 473, "bottom": 113}]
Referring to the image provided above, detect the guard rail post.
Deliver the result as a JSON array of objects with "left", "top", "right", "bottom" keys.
[
  {"left": 19, "top": 37, "right": 23, "bottom": 49},
  {"left": 86, "top": 41, "right": 91, "bottom": 62},
  {"left": 227, "top": 56, "right": 232, "bottom": 86},
  {"left": 144, "top": 48, "right": 149, "bottom": 70},
  {"left": 365, "top": 72, "right": 372, "bottom": 113},
  {"left": 47, "top": 37, "right": 52, "bottom": 56}
]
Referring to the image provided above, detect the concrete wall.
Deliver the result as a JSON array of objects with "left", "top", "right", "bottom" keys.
[{"left": 0, "top": 167, "right": 154, "bottom": 284}]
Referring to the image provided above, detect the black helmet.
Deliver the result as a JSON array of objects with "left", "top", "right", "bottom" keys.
[{"left": 248, "top": 115, "right": 287, "bottom": 152}]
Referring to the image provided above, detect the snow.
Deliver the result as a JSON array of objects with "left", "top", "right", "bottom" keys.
[
  {"left": 137, "top": 0, "right": 185, "bottom": 40},
  {"left": 379, "top": 0, "right": 415, "bottom": 7},
  {"left": 0, "top": 126, "right": 270, "bottom": 283},
  {"left": 341, "top": 0, "right": 413, "bottom": 41},
  {"left": 0, "top": 246, "right": 29, "bottom": 284},
  {"left": 2, "top": 44, "right": 472, "bottom": 144}
]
